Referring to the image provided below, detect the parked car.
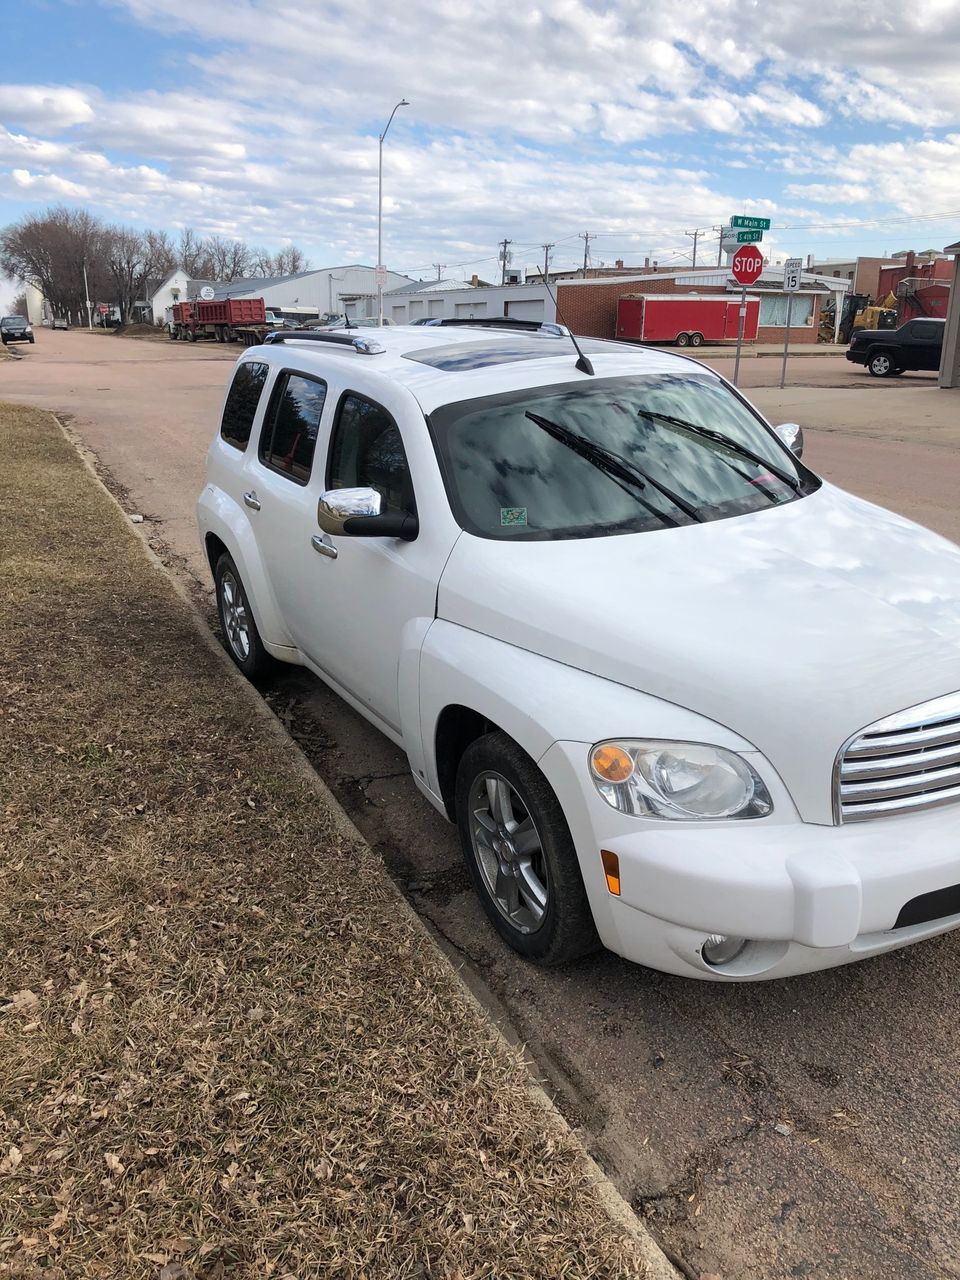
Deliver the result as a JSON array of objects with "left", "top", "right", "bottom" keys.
[
  {"left": 51, "top": 316, "right": 69, "bottom": 330},
  {"left": 846, "top": 316, "right": 945, "bottom": 377},
  {"left": 1, "top": 315, "right": 34, "bottom": 344},
  {"left": 198, "top": 325, "right": 960, "bottom": 981}
]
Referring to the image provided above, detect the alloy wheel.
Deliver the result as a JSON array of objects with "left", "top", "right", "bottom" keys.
[
  {"left": 468, "top": 771, "right": 549, "bottom": 933},
  {"left": 220, "top": 571, "right": 251, "bottom": 662}
]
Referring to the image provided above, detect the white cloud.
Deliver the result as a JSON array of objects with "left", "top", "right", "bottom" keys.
[{"left": 0, "top": 85, "right": 93, "bottom": 129}]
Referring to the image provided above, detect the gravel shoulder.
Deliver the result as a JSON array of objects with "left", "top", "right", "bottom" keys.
[{"left": 0, "top": 402, "right": 658, "bottom": 1280}]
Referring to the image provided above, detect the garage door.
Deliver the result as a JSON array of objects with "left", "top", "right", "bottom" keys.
[
  {"left": 455, "top": 301, "right": 487, "bottom": 317},
  {"left": 505, "top": 299, "right": 544, "bottom": 321},
  {"left": 428, "top": 299, "right": 444, "bottom": 316}
]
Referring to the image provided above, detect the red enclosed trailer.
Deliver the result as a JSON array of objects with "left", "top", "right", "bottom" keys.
[{"left": 616, "top": 294, "right": 760, "bottom": 347}]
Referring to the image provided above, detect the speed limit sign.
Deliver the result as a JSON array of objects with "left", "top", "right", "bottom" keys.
[{"left": 783, "top": 258, "right": 803, "bottom": 292}]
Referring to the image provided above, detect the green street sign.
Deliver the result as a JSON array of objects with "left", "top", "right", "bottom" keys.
[
  {"left": 733, "top": 229, "right": 763, "bottom": 243},
  {"left": 731, "top": 216, "right": 771, "bottom": 230}
]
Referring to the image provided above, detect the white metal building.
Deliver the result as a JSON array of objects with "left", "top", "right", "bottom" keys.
[
  {"left": 212, "top": 265, "right": 413, "bottom": 321},
  {"left": 383, "top": 280, "right": 555, "bottom": 326}
]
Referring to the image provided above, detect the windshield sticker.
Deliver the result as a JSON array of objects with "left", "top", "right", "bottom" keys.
[{"left": 500, "top": 506, "right": 528, "bottom": 527}]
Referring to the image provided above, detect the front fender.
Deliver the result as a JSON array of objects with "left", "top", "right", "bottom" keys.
[
  {"left": 418, "top": 620, "right": 756, "bottom": 799},
  {"left": 197, "top": 484, "right": 296, "bottom": 651}
]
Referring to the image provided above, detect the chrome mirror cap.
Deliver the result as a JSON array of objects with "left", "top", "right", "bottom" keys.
[
  {"left": 317, "top": 487, "right": 382, "bottom": 535},
  {"left": 774, "top": 422, "right": 804, "bottom": 458}
]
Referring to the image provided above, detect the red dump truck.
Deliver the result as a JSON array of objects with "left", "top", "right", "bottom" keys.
[
  {"left": 616, "top": 294, "right": 761, "bottom": 347},
  {"left": 169, "top": 297, "right": 272, "bottom": 345}
]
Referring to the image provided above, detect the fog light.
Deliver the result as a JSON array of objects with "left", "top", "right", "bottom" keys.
[{"left": 702, "top": 934, "right": 748, "bottom": 966}]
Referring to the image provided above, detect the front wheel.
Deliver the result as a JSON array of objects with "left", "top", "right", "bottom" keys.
[
  {"left": 675, "top": 332, "right": 690, "bottom": 347},
  {"left": 214, "top": 553, "right": 271, "bottom": 679},
  {"left": 455, "top": 732, "right": 599, "bottom": 965},
  {"left": 869, "top": 350, "right": 894, "bottom": 377}
]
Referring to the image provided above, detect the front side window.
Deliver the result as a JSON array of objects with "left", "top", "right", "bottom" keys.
[
  {"left": 428, "top": 374, "right": 817, "bottom": 541},
  {"left": 259, "top": 372, "right": 327, "bottom": 483},
  {"left": 220, "top": 361, "right": 269, "bottom": 450},
  {"left": 328, "top": 394, "right": 415, "bottom": 515}
]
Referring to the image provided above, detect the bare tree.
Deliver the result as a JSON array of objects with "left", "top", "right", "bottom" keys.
[
  {"left": 11, "top": 291, "right": 27, "bottom": 318},
  {"left": 178, "top": 227, "right": 216, "bottom": 280},
  {"left": 0, "top": 206, "right": 110, "bottom": 316},
  {"left": 205, "top": 234, "right": 252, "bottom": 281},
  {"left": 250, "top": 244, "right": 310, "bottom": 277},
  {"left": 104, "top": 225, "right": 176, "bottom": 323}
]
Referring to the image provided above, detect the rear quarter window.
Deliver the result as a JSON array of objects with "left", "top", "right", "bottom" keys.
[{"left": 220, "top": 361, "right": 270, "bottom": 450}]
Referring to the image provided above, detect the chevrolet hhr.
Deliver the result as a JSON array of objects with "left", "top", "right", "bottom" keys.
[{"left": 197, "top": 323, "right": 960, "bottom": 980}]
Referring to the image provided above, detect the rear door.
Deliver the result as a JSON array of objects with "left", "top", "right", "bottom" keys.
[{"left": 908, "top": 320, "right": 944, "bottom": 370}]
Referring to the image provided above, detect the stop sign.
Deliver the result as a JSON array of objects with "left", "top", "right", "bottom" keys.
[{"left": 731, "top": 244, "right": 764, "bottom": 285}]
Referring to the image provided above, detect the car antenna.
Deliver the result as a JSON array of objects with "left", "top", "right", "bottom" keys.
[{"left": 539, "top": 271, "right": 594, "bottom": 375}]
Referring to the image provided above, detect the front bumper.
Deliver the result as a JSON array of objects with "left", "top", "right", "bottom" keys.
[{"left": 540, "top": 740, "right": 960, "bottom": 980}]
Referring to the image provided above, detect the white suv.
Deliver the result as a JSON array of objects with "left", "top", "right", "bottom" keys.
[{"left": 197, "top": 324, "right": 960, "bottom": 981}]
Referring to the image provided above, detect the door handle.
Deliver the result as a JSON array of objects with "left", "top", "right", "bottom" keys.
[
  {"left": 243, "top": 490, "right": 261, "bottom": 511},
  {"left": 311, "top": 534, "right": 338, "bottom": 560}
]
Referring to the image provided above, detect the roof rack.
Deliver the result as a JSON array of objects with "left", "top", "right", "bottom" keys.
[
  {"left": 263, "top": 330, "right": 385, "bottom": 354},
  {"left": 427, "top": 317, "right": 567, "bottom": 334}
]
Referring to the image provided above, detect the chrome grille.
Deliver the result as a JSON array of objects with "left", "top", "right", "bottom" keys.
[{"left": 836, "top": 691, "right": 960, "bottom": 822}]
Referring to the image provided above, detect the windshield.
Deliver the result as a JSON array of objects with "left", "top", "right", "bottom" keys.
[
  {"left": 428, "top": 373, "right": 817, "bottom": 541},
  {"left": 1, "top": 317, "right": 26, "bottom": 329}
]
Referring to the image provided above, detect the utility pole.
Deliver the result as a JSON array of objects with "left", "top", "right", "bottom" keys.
[
  {"left": 432, "top": 263, "right": 446, "bottom": 281},
  {"left": 684, "top": 229, "right": 703, "bottom": 269},
  {"left": 579, "top": 231, "right": 593, "bottom": 277},
  {"left": 714, "top": 225, "right": 726, "bottom": 268},
  {"left": 499, "top": 238, "right": 513, "bottom": 286},
  {"left": 540, "top": 242, "right": 554, "bottom": 283}
]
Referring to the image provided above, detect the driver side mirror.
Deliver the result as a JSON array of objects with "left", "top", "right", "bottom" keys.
[
  {"left": 317, "top": 487, "right": 419, "bottom": 541},
  {"left": 774, "top": 422, "right": 804, "bottom": 458}
]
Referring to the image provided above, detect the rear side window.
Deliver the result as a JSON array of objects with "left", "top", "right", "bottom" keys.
[
  {"left": 912, "top": 322, "right": 941, "bottom": 340},
  {"left": 220, "top": 361, "right": 269, "bottom": 450},
  {"left": 328, "top": 394, "right": 416, "bottom": 515},
  {"left": 259, "top": 372, "right": 327, "bottom": 483}
]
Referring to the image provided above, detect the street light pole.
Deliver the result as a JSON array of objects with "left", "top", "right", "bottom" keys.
[
  {"left": 82, "top": 256, "right": 93, "bottom": 329},
  {"left": 377, "top": 97, "right": 409, "bottom": 326}
]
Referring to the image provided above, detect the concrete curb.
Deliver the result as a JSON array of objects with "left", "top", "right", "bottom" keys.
[{"left": 51, "top": 411, "right": 682, "bottom": 1280}]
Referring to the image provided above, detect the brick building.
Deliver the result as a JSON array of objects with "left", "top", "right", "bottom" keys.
[{"left": 555, "top": 268, "right": 839, "bottom": 344}]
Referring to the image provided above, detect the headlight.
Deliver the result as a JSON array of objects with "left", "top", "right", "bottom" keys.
[{"left": 589, "top": 740, "right": 772, "bottom": 820}]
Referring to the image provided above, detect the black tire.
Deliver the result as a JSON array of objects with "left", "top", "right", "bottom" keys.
[
  {"left": 675, "top": 332, "right": 690, "bottom": 347},
  {"left": 690, "top": 331, "right": 704, "bottom": 347},
  {"left": 455, "top": 731, "right": 599, "bottom": 965},
  {"left": 187, "top": 328, "right": 196, "bottom": 343},
  {"left": 868, "top": 349, "right": 894, "bottom": 377},
  {"left": 214, "top": 553, "right": 271, "bottom": 679}
]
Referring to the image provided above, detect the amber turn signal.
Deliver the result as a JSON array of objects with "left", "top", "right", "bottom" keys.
[
  {"left": 591, "top": 744, "right": 633, "bottom": 783},
  {"left": 600, "top": 849, "right": 621, "bottom": 896}
]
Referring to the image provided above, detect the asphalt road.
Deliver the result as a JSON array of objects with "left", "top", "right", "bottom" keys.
[{"left": 4, "top": 330, "right": 960, "bottom": 1280}]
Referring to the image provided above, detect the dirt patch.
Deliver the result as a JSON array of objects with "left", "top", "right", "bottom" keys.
[
  {"left": 0, "top": 403, "right": 651, "bottom": 1279},
  {"left": 113, "top": 323, "right": 168, "bottom": 340}
]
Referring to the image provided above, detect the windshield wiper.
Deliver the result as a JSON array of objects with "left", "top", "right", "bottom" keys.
[
  {"left": 524, "top": 411, "right": 704, "bottom": 524},
  {"left": 638, "top": 409, "right": 801, "bottom": 492}
]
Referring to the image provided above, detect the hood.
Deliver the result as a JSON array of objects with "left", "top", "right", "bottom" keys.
[{"left": 438, "top": 484, "right": 960, "bottom": 823}]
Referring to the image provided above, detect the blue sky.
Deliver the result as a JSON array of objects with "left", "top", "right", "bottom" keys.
[{"left": 2, "top": 0, "right": 960, "bottom": 307}]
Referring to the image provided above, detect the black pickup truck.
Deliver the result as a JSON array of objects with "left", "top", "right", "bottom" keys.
[{"left": 846, "top": 317, "right": 945, "bottom": 377}]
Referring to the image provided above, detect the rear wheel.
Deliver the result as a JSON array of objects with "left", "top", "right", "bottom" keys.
[
  {"left": 455, "top": 732, "right": 599, "bottom": 965},
  {"left": 214, "top": 553, "right": 271, "bottom": 680},
  {"left": 675, "top": 332, "right": 690, "bottom": 347},
  {"left": 868, "top": 350, "right": 894, "bottom": 377},
  {"left": 690, "top": 331, "right": 704, "bottom": 347}
]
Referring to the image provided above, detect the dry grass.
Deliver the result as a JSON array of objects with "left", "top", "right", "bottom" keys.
[{"left": 0, "top": 404, "right": 647, "bottom": 1279}]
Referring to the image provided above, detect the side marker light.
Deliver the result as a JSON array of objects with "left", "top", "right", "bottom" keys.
[{"left": 600, "top": 849, "right": 621, "bottom": 896}]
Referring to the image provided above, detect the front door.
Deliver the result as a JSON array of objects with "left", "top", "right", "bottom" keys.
[{"left": 276, "top": 387, "right": 461, "bottom": 740}]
